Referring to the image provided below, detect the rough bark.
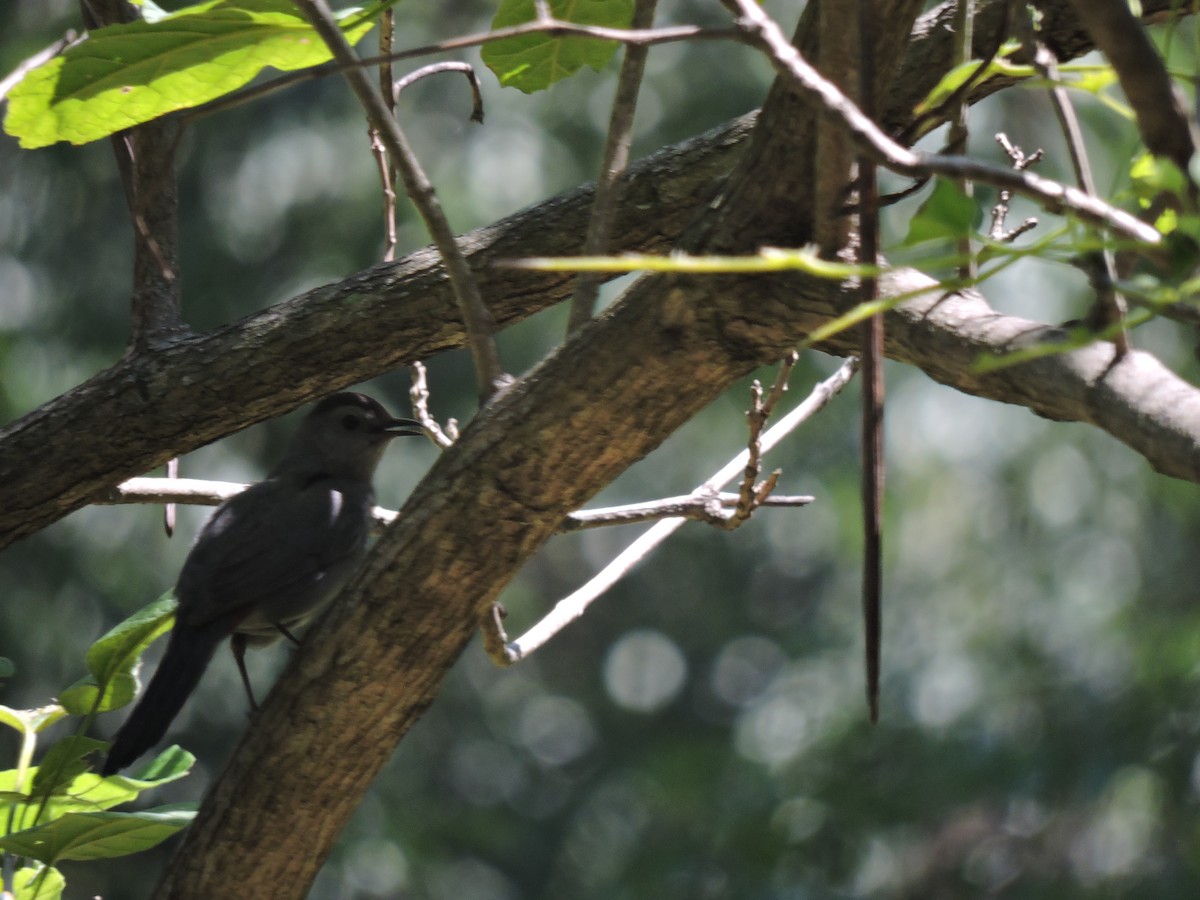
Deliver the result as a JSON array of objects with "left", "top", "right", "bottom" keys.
[
  {"left": 0, "top": 1, "right": 1194, "bottom": 897},
  {"left": 152, "top": 3, "right": 1200, "bottom": 898}
]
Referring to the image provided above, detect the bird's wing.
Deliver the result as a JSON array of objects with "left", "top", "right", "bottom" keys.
[{"left": 175, "top": 476, "right": 371, "bottom": 629}]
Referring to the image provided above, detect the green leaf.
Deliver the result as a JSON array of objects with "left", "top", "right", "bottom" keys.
[
  {"left": 1059, "top": 64, "right": 1119, "bottom": 95},
  {"left": 0, "top": 657, "right": 15, "bottom": 678},
  {"left": 1130, "top": 152, "right": 1189, "bottom": 205},
  {"left": 0, "top": 705, "right": 67, "bottom": 737},
  {"left": 511, "top": 246, "right": 876, "bottom": 277},
  {"left": 483, "top": 0, "right": 634, "bottom": 93},
  {"left": 914, "top": 40, "right": 1025, "bottom": 115},
  {"left": 12, "top": 864, "right": 65, "bottom": 900},
  {"left": 57, "top": 592, "right": 176, "bottom": 716},
  {"left": 31, "top": 737, "right": 108, "bottom": 798},
  {"left": 0, "top": 806, "right": 196, "bottom": 864},
  {"left": 0, "top": 750, "right": 193, "bottom": 834},
  {"left": 4, "top": 0, "right": 376, "bottom": 149},
  {"left": 903, "top": 178, "right": 981, "bottom": 246},
  {"left": 121, "top": 744, "right": 196, "bottom": 783},
  {"left": 59, "top": 673, "right": 137, "bottom": 717}
]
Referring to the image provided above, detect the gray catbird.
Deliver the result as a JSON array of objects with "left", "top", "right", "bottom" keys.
[{"left": 102, "top": 392, "right": 423, "bottom": 775}]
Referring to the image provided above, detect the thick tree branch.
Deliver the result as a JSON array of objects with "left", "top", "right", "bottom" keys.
[
  {"left": 151, "top": 4, "right": 1200, "bottom": 897},
  {"left": 0, "top": 113, "right": 755, "bottom": 551},
  {"left": 0, "top": 0, "right": 1184, "bottom": 553},
  {"left": 0, "top": 1, "right": 1187, "bottom": 897}
]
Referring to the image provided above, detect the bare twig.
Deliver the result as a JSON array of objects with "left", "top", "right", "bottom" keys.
[
  {"left": 719, "top": 0, "right": 1162, "bottom": 247},
  {"left": 988, "top": 133, "right": 1042, "bottom": 242},
  {"left": 948, "top": 0, "right": 976, "bottom": 283},
  {"left": 163, "top": 456, "right": 178, "bottom": 538},
  {"left": 408, "top": 361, "right": 458, "bottom": 448},
  {"left": 724, "top": 351, "right": 798, "bottom": 529},
  {"left": 561, "top": 493, "right": 813, "bottom": 529},
  {"left": 499, "top": 356, "right": 860, "bottom": 664},
  {"left": 80, "top": 0, "right": 186, "bottom": 351},
  {"left": 394, "top": 62, "right": 484, "bottom": 123},
  {"left": 566, "top": 0, "right": 658, "bottom": 333},
  {"left": 293, "top": 0, "right": 508, "bottom": 401},
  {"left": 183, "top": 20, "right": 738, "bottom": 126},
  {"left": 103, "top": 479, "right": 812, "bottom": 535},
  {"left": 857, "top": 0, "right": 883, "bottom": 725},
  {"left": 373, "top": 7, "right": 399, "bottom": 263},
  {"left": 0, "top": 32, "right": 77, "bottom": 102},
  {"left": 1018, "top": 10, "right": 1128, "bottom": 354},
  {"left": 480, "top": 603, "right": 510, "bottom": 667}
]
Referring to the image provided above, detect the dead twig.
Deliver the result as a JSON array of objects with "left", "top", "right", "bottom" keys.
[{"left": 495, "top": 356, "right": 860, "bottom": 665}]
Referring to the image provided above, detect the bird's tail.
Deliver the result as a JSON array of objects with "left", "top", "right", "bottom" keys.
[{"left": 101, "top": 620, "right": 226, "bottom": 775}]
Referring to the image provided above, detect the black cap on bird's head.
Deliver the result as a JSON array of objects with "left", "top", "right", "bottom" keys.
[
  {"left": 277, "top": 392, "right": 425, "bottom": 480},
  {"left": 309, "top": 392, "right": 424, "bottom": 437}
]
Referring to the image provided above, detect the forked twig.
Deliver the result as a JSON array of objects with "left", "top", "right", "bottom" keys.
[
  {"left": 408, "top": 361, "right": 458, "bottom": 449},
  {"left": 482, "top": 355, "right": 860, "bottom": 666}
]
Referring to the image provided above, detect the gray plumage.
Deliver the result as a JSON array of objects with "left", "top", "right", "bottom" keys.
[{"left": 102, "top": 393, "right": 422, "bottom": 775}]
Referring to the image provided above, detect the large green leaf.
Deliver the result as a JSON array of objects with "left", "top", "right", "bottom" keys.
[
  {"left": 0, "top": 746, "right": 193, "bottom": 832},
  {"left": 58, "top": 591, "right": 176, "bottom": 716},
  {"left": 4, "top": 0, "right": 375, "bottom": 149},
  {"left": 483, "top": 0, "right": 634, "bottom": 93},
  {"left": 0, "top": 806, "right": 195, "bottom": 863}
]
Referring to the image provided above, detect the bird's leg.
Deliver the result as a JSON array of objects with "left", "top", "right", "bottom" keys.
[
  {"left": 276, "top": 624, "right": 301, "bottom": 647},
  {"left": 230, "top": 633, "right": 259, "bottom": 711}
]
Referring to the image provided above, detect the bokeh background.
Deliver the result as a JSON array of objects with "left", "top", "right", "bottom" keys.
[{"left": 4, "top": 1, "right": 1200, "bottom": 897}]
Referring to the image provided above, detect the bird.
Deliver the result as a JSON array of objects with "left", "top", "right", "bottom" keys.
[{"left": 101, "top": 392, "right": 423, "bottom": 775}]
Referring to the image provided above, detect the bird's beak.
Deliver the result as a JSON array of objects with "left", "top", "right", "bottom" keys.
[{"left": 381, "top": 417, "right": 426, "bottom": 438}]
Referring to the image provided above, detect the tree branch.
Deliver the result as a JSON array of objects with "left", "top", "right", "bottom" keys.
[
  {"left": 498, "top": 357, "right": 857, "bottom": 665},
  {"left": 3, "top": 0, "right": 1184, "bottom": 552},
  {"left": 0, "top": 112, "right": 756, "bottom": 551},
  {"left": 102, "top": 476, "right": 812, "bottom": 533},
  {"left": 722, "top": 0, "right": 1160, "bottom": 245},
  {"left": 152, "top": 5, "right": 1200, "bottom": 896}
]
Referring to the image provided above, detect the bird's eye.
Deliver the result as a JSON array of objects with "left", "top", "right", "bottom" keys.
[{"left": 341, "top": 414, "right": 360, "bottom": 431}]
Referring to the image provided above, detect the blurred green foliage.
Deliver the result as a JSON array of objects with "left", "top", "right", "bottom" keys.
[{"left": 4, "top": 2, "right": 1200, "bottom": 899}]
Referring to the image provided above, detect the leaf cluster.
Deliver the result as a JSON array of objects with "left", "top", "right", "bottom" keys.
[{"left": 0, "top": 597, "right": 191, "bottom": 900}]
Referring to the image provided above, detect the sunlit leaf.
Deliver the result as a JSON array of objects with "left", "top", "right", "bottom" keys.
[
  {"left": 4, "top": 0, "right": 376, "bottom": 148},
  {"left": 914, "top": 40, "right": 1025, "bottom": 115},
  {"left": 12, "top": 864, "right": 65, "bottom": 900},
  {"left": 483, "top": 0, "right": 634, "bottom": 93},
  {"left": 0, "top": 806, "right": 195, "bottom": 863},
  {"left": 509, "top": 246, "right": 875, "bottom": 277},
  {"left": 0, "top": 749, "right": 194, "bottom": 834},
  {"left": 0, "top": 706, "right": 67, "bottom": 737},
  {"left": 56, "top": 593, "right": 176, "bottom": 716}
]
